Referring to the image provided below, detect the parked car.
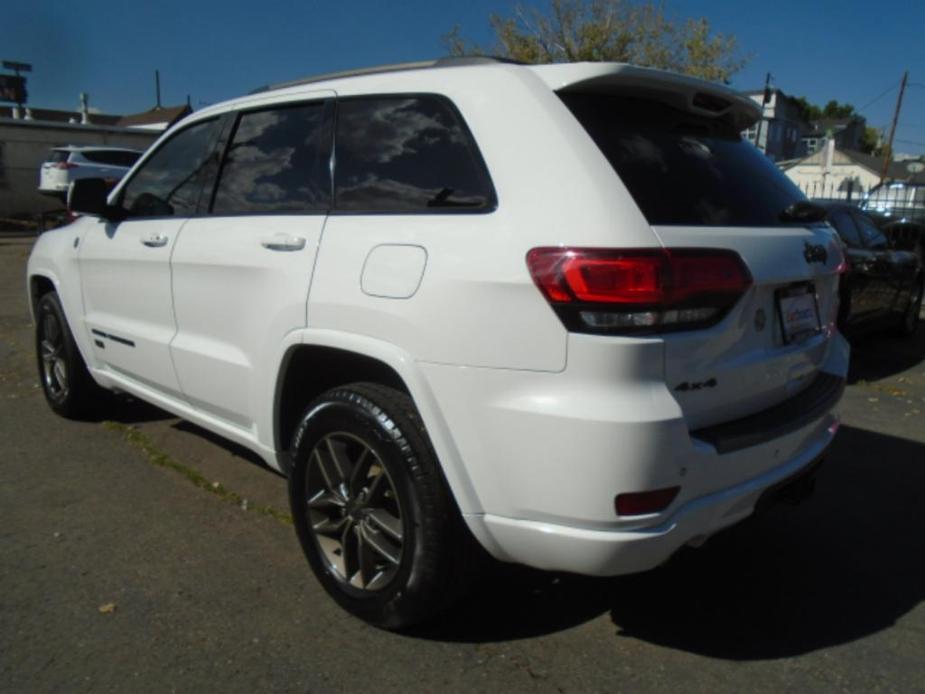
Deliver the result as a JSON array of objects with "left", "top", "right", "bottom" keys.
[
  {"left": 28, "top": 58, "right": 848, "bottom": 629},
  {"left": 823, "top": 203, "right": 923, "bottom": 337},
  {"left": 38, "top": 146, "right": 143, "bottom": 198},
  {"left": 860, "top": 181, "right": 925, "bottom": 260}
]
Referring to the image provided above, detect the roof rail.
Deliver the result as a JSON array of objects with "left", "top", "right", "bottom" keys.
[{"left": 248, "top": 56, "right": 523, "bottom": 95}]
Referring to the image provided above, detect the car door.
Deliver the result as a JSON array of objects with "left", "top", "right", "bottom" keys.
[
  {"left": 168, "top": 96, "right": 334, "bottom": 434},
  {"left": 850, "top": 209, "right": 908, "bottom": 319},
  {"left": 851, "top": 209, "right": 922, "bottom": 318},
  {"left": 79, "top": 118, "right": 222, "bottom": 400}
]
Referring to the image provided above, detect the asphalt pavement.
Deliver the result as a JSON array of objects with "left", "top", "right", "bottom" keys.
[{"left": 2, "top": 232, "right": 924, "bottom": 693}]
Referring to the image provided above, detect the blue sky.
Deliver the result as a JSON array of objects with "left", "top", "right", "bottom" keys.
[{"left": 4, "top": 0, "right": 924, "bottom": 155}]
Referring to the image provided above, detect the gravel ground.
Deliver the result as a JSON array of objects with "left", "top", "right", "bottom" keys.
[{"left": 2, "top": 232, "right": 924, "bottom": 693}]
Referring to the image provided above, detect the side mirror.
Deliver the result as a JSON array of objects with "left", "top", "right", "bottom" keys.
[{"left": 67, "top": 178, "right": 125, "bottom": 221}]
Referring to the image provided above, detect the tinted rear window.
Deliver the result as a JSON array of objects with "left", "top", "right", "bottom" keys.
[
  {"left": 81, "top": 150, "right": 141, "bottom": 167},
  {"left": 47, "top": 150, "right": 70, "bottom": 163},
  {"left": 334, "top": 96, "right": 495, "bottom": 213},
  {"left": 560, "top": 93, "right": 805, "bottom": 227}
]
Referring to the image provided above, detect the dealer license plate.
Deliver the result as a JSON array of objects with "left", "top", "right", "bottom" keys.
[{"left": 777, "top": 284, "right": 821, "bottom": 344}]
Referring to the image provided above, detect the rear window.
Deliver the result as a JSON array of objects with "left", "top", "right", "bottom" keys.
[
  {"left": 560, "top": 93, "right": 806, "bottom": 227},
  {"left": 81, "top": 150, "right": 141, "bottom": 167},
  {"left": 46, "top": 150, "right": 70, "bottom": 164}
]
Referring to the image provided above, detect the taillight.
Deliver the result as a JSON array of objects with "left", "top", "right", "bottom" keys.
[
  {"left": 55, "top": 161, "right": 79, "bottom": 170},
  {"left": 526, "top": 247, "right": 752, "bottom": 334}
]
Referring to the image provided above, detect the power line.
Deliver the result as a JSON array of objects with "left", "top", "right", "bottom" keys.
[{"left": 856, "top": 81, "right": 900, "bottom": 114}]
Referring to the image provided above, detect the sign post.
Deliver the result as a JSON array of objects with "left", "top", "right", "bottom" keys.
[{"left": 1, "top": 60, "right": 32, "bottom": 110}]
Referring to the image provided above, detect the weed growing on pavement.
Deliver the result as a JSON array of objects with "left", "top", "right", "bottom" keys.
[{"left": 103, "top": 421, "right": 293, "bottom": 525}]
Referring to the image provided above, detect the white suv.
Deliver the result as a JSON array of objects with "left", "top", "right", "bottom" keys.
[
  {"left": 27, "top": 58, "right": 848, "bottom": 628},
  {"left": 38, "top": 146, "right": 143, "bottom": 196}
]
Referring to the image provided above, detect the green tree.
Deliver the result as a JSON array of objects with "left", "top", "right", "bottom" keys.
[
  {"left": 860, "top": 126, "right": 881, "bottom": 155},
  {"left": 443, "top": 0, "right": 748, "bottom": 83},
  {"left": 822, "top": 100, "right": 856, "bottom": 119},
  {"left": 793, "top": 96, "right": 823, "bottom": 122}
]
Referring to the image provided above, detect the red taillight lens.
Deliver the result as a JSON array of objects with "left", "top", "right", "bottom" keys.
[
  {"left": 55, "top": 161, "right": 79, "bottom": 170},
  {"left": 615, "top": 486, "right": 680, "bottom": 516},
  {"left": 526, "top": 247, "right": 752, "bottom": 334}
]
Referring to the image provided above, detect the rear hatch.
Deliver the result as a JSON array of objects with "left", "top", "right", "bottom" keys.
[
  {"left": 39, "top": 149, "right": 72, "bottom": 189},
  {"left": 557, "top": 79, "right": 843, "bottom": 430}
]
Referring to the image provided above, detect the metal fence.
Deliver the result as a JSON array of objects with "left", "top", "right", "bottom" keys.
[{"left": 798, "top": 180, "right": 872, "bottom": 203}]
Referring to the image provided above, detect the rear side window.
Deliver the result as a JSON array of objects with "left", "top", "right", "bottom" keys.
[
  {"left": 560, "top": 93, "right": 805, "bottom": 227},
  {"left": 120, "top": 119, "right": 220, "bottom": 217},
  {"left": 334, "top": 96, "right": 495, "bottom": 212},
  {"left": 212, "top": 102, "right": 331, "bottom": 214},
  {"left": 47, "top": 150, "right": 70, "bottom": 164},
  {"left": 82, "top": 150, "right": 141, "bottom": 167},
  {"left": 852, "top": 211, "right": 889, "bottom": 249},
  {"left": 827, "top": 208, "right": 862, "bottom": 247}
]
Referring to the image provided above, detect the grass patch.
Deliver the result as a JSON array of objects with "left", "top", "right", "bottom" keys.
[{"left": 103, "top": 421, "right": 293, "bottom": 525}]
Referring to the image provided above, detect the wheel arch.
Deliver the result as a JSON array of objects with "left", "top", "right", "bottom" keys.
[
  {"left": 272, "top": 335, "right": 483, "bottom": 516},
  {"left": 28, "top": 273, "right": 59, "bottom": 322}
]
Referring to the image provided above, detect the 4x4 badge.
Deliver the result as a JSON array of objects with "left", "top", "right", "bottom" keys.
[{"left": 803, "top": 242, "right": 828, "bottom": 265}]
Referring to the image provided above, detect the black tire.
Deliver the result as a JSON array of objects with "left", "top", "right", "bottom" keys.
[
  {"left": 288, "top": 382, "right": 478, "bottom": 629},
  {"left": 35, "top": 291, "right": 107, "bottom": 418},
  {"left": 895, "top": 279, "right": 923, "bottom": 338}
]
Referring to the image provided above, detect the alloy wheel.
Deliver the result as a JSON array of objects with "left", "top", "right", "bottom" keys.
[
  {"left": 304, "top": 432, "right": 405, "bottom": 592},
  {"left": 39, "top": 311, "right": 68, "bottom": 399}
]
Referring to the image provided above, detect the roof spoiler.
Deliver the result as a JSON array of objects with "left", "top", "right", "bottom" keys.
[{"left": 532, "top": 63, "right": 761, "bottom": 131}]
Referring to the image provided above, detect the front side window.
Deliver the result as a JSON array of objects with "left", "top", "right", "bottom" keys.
[
  {"left": 120, "top": 119, "right": 219, "bottom": 217},
  {"left": 212, "top": 102, "right": 331, "bottom": 214},
  {"left": 560, "top": 92, "right": 806, "bottom": 227},
  {"left": 334, "top": 96, "right": 495, "bottom": 212}
]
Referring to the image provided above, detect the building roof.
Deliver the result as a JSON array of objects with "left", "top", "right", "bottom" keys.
[
  {"left": 0, "top": 106, "right": 121, "bottom": 126},
  {"left": 117, "top": 104, "right": 191, "bottom": 129},
  {"left": 783, "top": 145, "right": 921, "bottom": 181},
  {"left": 803, "top": 117, "right": 865, "bottom": 138}
]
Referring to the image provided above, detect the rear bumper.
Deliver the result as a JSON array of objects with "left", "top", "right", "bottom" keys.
[{"left": 472, "top": 416, "right": 836, "bottom": 576}]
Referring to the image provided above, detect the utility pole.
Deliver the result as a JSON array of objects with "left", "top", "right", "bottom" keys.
[
  {"left": 754, "top": 72, "right": 772, "bottom": 153},
  {"left": 155, "top": 69, "right": 162, "bottom": 109},
  {"left": 881, "top": 70, "right": 908, "bottom": 182}
]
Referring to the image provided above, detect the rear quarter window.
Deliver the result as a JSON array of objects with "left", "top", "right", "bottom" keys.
[
  {"left": 560, "top": 93, "right": 806, "bottom": 227},
  {"left": 333, "top": 95, "right": 495, "bottom": 213}
]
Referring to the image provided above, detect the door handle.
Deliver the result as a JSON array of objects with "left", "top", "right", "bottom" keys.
[
  {"left": 261, "top": 234, "right": 306, "bottom": 251},
  {"left": 141, "top": 234, "right": 169, "bottom": 248}
]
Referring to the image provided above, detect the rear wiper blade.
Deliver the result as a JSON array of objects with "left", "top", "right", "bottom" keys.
[{"left": 780, "top": 201, "right": 828, "bottom": 223}]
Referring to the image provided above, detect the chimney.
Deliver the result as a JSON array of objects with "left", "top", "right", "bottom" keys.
[{"left": 79, "top": 92, "right": 89, "bottom": 124}]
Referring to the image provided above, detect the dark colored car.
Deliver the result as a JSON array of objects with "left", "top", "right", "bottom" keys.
[
  {"left": 823, "top": 203, "right": 923, "bottom": 337},
  {"left": 860, "top": 181, "right": 925, "bottom": 260}
]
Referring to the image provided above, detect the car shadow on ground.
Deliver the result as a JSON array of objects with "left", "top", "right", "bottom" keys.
[
  {"left": 96, "top": 395, "right": 175, "bottom": 425},
  {"left": 100, "top": 396, "right": 277, "bottom": 473},
  {"left": 172, "top": 419, "right": 281, "bottom": 475},
  {"left": 415, "top": 425, "right": 925, "bottom": 659},
  {"left": 847, "top": 322, "right": 924, "bottom": 384}
]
